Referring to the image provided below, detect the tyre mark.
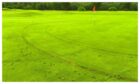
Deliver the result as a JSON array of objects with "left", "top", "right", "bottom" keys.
[
  {"left": 44, "top": 30, "right": 137, "bottom": 56},
  {"left": 21, "top": 34, "right": 136, "bottom": 81},
  {"left": 19, "top": 24, "right": 137, "bottom": 81}
]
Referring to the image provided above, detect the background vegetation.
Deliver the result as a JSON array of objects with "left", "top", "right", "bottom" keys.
[{"left": 2, "top": 2, "right": 138, "bottom": 11}]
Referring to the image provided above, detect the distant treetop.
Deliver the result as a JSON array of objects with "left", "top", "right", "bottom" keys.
[{"left": 2, "top": 2, "right": 138, "bottom": 11}]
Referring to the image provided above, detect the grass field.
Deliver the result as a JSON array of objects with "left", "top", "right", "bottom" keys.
[{"left": 2, "top": 10, "right": 138, "bottom": 82}]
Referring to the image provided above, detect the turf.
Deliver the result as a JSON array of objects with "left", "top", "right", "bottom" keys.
[{"left": 2, "top": 9, "right": 138, "bottom": 82}]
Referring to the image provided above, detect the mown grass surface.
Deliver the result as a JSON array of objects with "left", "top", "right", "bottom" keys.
[{"left": 2, "top": 10, "right": 138, "bottom": 82}]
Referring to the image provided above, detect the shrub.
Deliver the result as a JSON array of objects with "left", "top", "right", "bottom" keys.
[
  {"left": 77, "top": 6, "right": 86, "bottom": 11},
  {"left": 108, "top": 7, "right": 117, "bottom": 11}
]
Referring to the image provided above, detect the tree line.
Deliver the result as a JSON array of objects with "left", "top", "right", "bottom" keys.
[{"left": 2, "top": 2, "right": 138, "bottom": 11}]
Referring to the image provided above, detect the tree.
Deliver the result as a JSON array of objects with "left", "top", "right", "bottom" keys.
[
  {"left": 77, "top": 6, "right": 86, "bottom": 11},
  {"left": 108, "top": 7, "right": 117, "bottom": 11},
  {"left": 2, "top": 2, "right": 138, "bottom": 11}
]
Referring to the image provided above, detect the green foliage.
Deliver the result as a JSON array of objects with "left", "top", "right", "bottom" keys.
[
  {"left": 108, "top": 7, "right": 117, "bottom": 11},
  {"left": 37, "top": 3, "right": 48, "bottom": 10},
  {"left": 77, "top": 6, "right": 86, "bottom": 11},
  {"left": 2, "top": 2, "right": 138, "bottom": 11}
]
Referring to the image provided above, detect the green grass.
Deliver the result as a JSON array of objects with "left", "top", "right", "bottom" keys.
[{"left": 2, "top": 9, "right": 138, "bottom": 82}]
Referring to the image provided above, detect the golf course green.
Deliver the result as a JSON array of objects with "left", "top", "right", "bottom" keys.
[{"left": 2, "top": 10, "right": 138, "bottom": 81}]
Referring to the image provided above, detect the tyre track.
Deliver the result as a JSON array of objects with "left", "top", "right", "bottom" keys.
[
  {"left": 19, "top": 24, "right": 137, "bottom": 81},
  {"left": 21, "top": 34, "right": 137, "bottom": 81},
  {"left": 22, "top": 23, "right": 137, "bottom": 56},
  {"left": 44, "top": 30, "right": 137, "bottom": 56}
]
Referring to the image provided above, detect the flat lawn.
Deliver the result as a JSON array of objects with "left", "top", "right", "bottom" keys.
[{"left": 2, "top": 10, "right": 138, "bottom": 82}]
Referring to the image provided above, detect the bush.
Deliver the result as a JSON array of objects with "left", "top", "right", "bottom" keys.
[
  {"left": 77, "top": 6, "right": 86, "bottom": 11},
  {"left": 108, "top": 7, "right": 117, "bottom": 11}
]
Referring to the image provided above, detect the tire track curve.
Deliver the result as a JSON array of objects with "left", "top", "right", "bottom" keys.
[
  {"left": 21, "top": 34, "right": 137, "bottom": 81},
  {"left": 43, "top": 29, "right": 137, "bottom": 56},
  {"left": 19, "top": 24, "right": 137, "bottom": 81}
]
